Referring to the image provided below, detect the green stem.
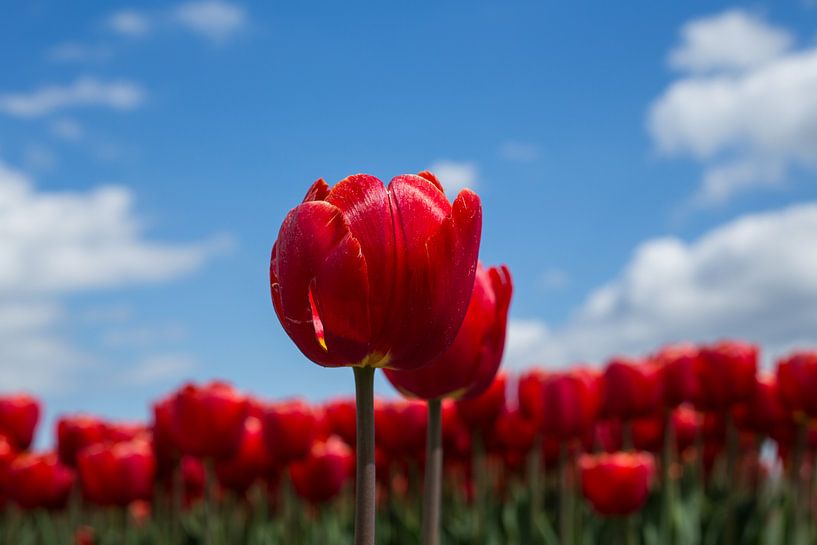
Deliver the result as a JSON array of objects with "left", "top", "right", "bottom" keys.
[
  {"left": 353, "top": 366, "right": 377, "bottom": 545},
  {"left": 204, "top": 457, "right": 218, "bottom": 545},
  {"left": 560, "top": 442, "right": 574, "bottom": 545},
  {"left": 421, "top": 398, "right": 443, "bottom": 545},
  {"left": 528, "top": 433, "right": 543, "bottom": 538},
  {"left": 625, "top": 514, "right": 638, "bottom": 545},
  {"left": 472, "top": 430, "right": 486, "bottom": 539},
  {"left": 660, "top": 408, "right": 674, "bottom": 545},
  {"left": 723, "top": 411, "right": 738, "bottom": 545},
  {"left": 622, "top": 419, "right": 633, "bottom": 451}
]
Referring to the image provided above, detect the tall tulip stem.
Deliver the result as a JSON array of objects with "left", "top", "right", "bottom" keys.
[
  {"left": 422, "top": 398, "right": 443, "bottom": 545},
  {"left": 660, "top": 408, "right": 674, "bottom": 545},
  {"left": 353, "top": 366, "right": 376, "bottom": 545},
  {"left": 723, "top": 411, "right": 738, "bottom": 545},
  {"left": 559, "top": 442, "right": 574, "bottom": 545}
]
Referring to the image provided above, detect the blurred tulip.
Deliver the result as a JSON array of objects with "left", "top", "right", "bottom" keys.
[
  {"left": 601, "top": 357, "right": 662, "bottom": 420},
  {"left": 375, "top": 400, "right": 427, "bottom": 458},
  {"left": 0, "top": 394, "right": 40, "bottom": 450},
  {"left": 441, "top": 401, "right": 472, "bottom": 462},
  {"left": 74, "top": 526, "right": 94, "bottom": 545},
  {"left": 289, "top": 436, "right": 353, "bottom": 504},
  {"left": 169, "top": 381, "right": 248, "bottom": 459},
  {"left": 777, "top": 350, "right": 817, "bottom": 418},
  {"left": 517, "top": 369, "right": 547, "bottom": 427},
  {"left": 455, "top": 373, "right": 507, "bottom": 432},
  {"left": 269, "top": 172, "right": 482, "bottom": 370},
  {"left": 216, "top": 416, "right": 273, "bottom": 493},
  {"left": 384, "top": 264, "right": 512, "bottom": 399},
  {"left": 152, "top": 395, "right": 177, "bottom": 476},
  {"left": 323, "top": 397, "right": 357, "bottom": 445},
  {"left": 749, "top": 374, "right": 794, "bottom": 441},
  {"left": 7, "top": 452, "right": 74, "bottom": 509},
  {"left": 77, "top": 438, "right": 155, "bottom": 506},
  {"left": 541, "top": 370, "right": 600, "bottom": 441},
  {"left": 579, "top": 451, "right": 655, "bottom": 516},
  {"left": 697, "top": 340, "right": 758, "bottom": 409},
  {"left": 57, "top": 415, "right": 109, "bottom": 466},
  {"left": 491, "top": 407, "right": 537, "bottom": 454},
  {"left": 181, "top": 456, "right": 205, "bottom": 505},
  {"left": 652, "top": 343, "right": 701, "bottom": 407},
  {"left": 262, "top": 399, "right": 320, "bottom": 465}
]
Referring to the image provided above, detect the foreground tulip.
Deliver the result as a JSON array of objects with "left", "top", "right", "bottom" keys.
[
  {"left": 270, "top": 171, "right": 482, "bottom": 545},
  {"left": 0, "top": 394, "right": 40, "bottom": 450},
  {"left": 169, "top": 381, "right": 248, "bottom": 460},
  {"left": 289, "top": 436, "right": 354, "bottom": 504},
  {"left": 77, "top": 438, "right": 156, "bottom": 506},
  {"left": 7, "top": 452, "right": 74, "bottom": 509},
  {"left": 580, "top": 451, "right": 655, "bottom": 516}
]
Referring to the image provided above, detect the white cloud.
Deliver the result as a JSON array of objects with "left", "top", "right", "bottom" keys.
[
  {"left": 504, "top": 203, "right": 817, "bottom": 371},
  {"left": 0, "top": 161, "right": 230, "bottom": 295},
  {"left": 50, "top": 118, "right": 84, "bottom": 142},
  {"left": 173, "top": 1, "right": 247, "bottom": 43},
  {"left": 668, "top": 10, "right": 792, "bottom": 73},
  {"left": 0, "top": 78, "right": 145, "bottom": 118},
  {"left": 48, "top": 43, "right": 113, "bottom": 63},
  {"left": 649, "top": 10, "right": 817, "bottom": 204},
  {"left": 122, "top": 353, "right": 196, "bottom": 386},
  {"left": 0, "top": 160, "right": 228, "bottom": 392},
  {"left": 107, "top": 9, "right": 151, "bottom": 37},
  {"left": 540, "top": 268, "right": 569, "bottom": 290},
  {"left": 499, "top": 141, "right": 541, "bottom": 162},
  {"left": 428, "top": 160, "right": 478, "bottom": 194}
]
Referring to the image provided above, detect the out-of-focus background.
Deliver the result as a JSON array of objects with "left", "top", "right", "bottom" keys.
[{"left": 2, "top": 1, "right": 817, "bottom": 444}]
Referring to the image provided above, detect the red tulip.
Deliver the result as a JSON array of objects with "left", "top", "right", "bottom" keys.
[
  {"left": 181, "top": 455, "right": 206, "bottom": 506},
  {"left": 270, "top": 172, "right": 482, "bottom": 370},
  {"left": 384, "top": 264, "right": 512, "bottom": 399},
  {"left": 323, "top": 398, "right": 357, "bottom": 445},
  {"left": 77, "top": 438, "right": 156, "bottom": 506},
  {"left": 7, "top": 452, "right": 74, "bottom": 509},
  {"left": 541, "top": 370, "right": 600, "bottom": 441},
  {"left": 517, "top": 369, "right": 547, "bottom": 427},
  {"left": 696, "top": 340, "right": 758, "bottom": 409},
  {"left": 152, "top": 395, "right": 177, "bottom": 476},
  {"left": 289, "top": 436, "right": 353, "bottom": 504},
  {"left": 0, "top": 394, "right": 39, "bottom": 450},
  {"left": 57, "top": 415, "right": 109, "bottom": 466},
  {"left": 262, "top": 399, "right": 320, "bottom": 465},
  {"left": 216, "top": 416, "right": 273, "bottom": 493},
  {"left": 491, "top": 407, "right": 537, "bottom": 454},
  {"left": 601, "top": 357, "right": 662, "bottom": 420},
  {"left": 777, "top": 351, "right": 817, "bottom": 418},
  {"left": 375, "top": 400, "right": 427, "bottom": 458},
  {"left": 455, "top": 373, "right": 507, "bottom": 431},
  {"left": 652, "top": 344, "right": 701, "bottom": 407},
  {"left": 748, "top": 374, "right": 794, "bottom": 443},
  {"left": 0, "top": 435, "right": 15, "bottom": 501},
  {"left": 441, "top": 401, "right": 472, "bottom": 462},
  {"left": 672, "top": 405, "right": 701, "bottom": 453},
  {"left": 170, "top": 381, "right": 249, "bottom": 459},
  {"left": 579, "top": 451, "right": 655, "bottom": 516}
]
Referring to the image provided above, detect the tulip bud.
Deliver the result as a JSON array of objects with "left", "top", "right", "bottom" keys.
[{"left": 579, "top": 451, "right": 655, "bottom": 516}]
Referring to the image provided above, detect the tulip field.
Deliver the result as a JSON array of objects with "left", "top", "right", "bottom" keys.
[
  {"left": 2, "top": 173, "right": 816, "bottom": 545},
  {"left": 1, "top": 341, "right": 817, "bottom": 544}
]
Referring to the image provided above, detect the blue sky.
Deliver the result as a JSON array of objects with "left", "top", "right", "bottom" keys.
[{"left": 3, "top": 1, "right": 817, "bottom": 443}]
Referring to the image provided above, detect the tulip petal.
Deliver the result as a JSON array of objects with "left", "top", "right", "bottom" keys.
[
  {"left": 385, "top": 175, "right": 482, "bottom": 369},
  {"left": 326, "top": 174, "right": 394, "bottom": 334},
  {"left": 271, "top": 200, "right": 370, "bottom": 366}
]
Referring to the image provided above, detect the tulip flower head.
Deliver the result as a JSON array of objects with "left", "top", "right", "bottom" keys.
[
  {"left": 541, "top": 370, "right": 600, "bottom": 441},
  {"left": 169, "top": 381, "right": 249, "bottom": 460},
  {"left": 270, "top": 172, "right": 482, "bottom": 370},
  {"left": 601, "top": 357, "right": 662, "bottom": 420},
  {"left": 7, "top": 452, "right": 74, "bottom": 510},
  {"left": 579, "top": 451, "right": 655, "bottom": 516},
  {"left": 697, "top": 340, "right": 758, "bottom": 410},
  {"left": 289, "top": 436, "right": 354, "bottom": 504},
  {"left": 77, "top": 438, "right": 156, "bottom": 506},
  {"left": 777, "top": 350, "right": 817, "bottom": 419},
  {"left": 0, "top": 394, "right": 40, "bottom": 450},
  {"left": 384, "top": 263, "right": 512, "bottom": 400},
  {"left": 262, "top": 399, "right": 320, "bottom": 465},
  {"left": 455, "top": 373, "right": 507, "bottom": 432}
]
